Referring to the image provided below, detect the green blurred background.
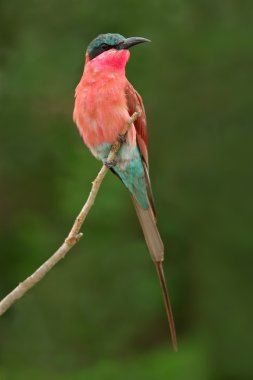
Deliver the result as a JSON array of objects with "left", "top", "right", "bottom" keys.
[{"left": 0, "top": 1, "right": 252, "bottom": 379}]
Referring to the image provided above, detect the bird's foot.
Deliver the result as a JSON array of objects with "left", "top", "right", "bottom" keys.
[
  {"left": 104, "top": 159, "right": 117, "bottom": 168},
  {"left": 117, "top": 133, "right": 127, "bottom": 144},
  {"left": 136, "top": 105, "right": 142, "bottom": 115}
]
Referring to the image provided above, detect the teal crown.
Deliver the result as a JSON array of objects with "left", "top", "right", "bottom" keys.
[{"left": 87, "top": 33, "right": 125, "bottom": 54}]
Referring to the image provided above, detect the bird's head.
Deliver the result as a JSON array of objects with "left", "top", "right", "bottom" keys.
[
  {"left": 85, "top": 33, "right": 150, "bottom": 70},
  {"left": 87, "top": 33, "right": 150, "bottom": 60}
]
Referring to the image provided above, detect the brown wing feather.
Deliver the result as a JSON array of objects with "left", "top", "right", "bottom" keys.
[
  {"left": 125, "top": 82, "right": 156, "bottom": 218},
  {"left": 125, "top": 82, "right": 148, "bottom": 167}
]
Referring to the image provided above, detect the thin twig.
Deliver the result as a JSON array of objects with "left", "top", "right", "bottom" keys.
[{"left": 0, "top": 111, "right": 140, "bottom": 316}]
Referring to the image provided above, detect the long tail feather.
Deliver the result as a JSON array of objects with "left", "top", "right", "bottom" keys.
[
  {"left": 132, "top": 197, "right": 164, "bottom": 262},
  {"left": 132, "top": 197, "right": 178, "bottom": 351},
  {"left": 155, "top": 261, "right": 178, "bottom": 351}
]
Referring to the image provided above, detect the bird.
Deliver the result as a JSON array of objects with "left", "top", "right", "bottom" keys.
[{"left": 73, "top": 33, "right": 177, "bottom": 351}]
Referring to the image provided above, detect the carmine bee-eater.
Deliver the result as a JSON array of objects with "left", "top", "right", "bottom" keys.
[{"left": 73, "top": 33, "right": 177, "bottom": 351}]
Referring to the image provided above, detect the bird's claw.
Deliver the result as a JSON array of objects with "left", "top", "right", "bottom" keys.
[
  {"left": 104, "top": 159, "right": 117, "bottom": 168},
  {"left": 118, "top": 133, "right": 127, "bottom": 144},
  {"left": 136, "top": 105, "right": 142, "bottom": 115}
]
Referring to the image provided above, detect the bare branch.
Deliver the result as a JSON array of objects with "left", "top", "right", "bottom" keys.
[{"left": 0, "top": 111, "right": 140, "bottom": 316}]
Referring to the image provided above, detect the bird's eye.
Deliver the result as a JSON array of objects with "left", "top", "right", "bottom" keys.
[{"left": 100, "top": 43, "right": 109, "bottom": 50}]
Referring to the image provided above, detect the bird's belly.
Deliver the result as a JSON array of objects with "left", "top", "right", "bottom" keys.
[{"left": 74, "top": 77, "right": 135, "bottom": 152}]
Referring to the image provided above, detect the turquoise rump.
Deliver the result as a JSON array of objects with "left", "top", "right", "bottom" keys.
[{"left": 95, "top": 143, "right": 149, "bottom": 209}]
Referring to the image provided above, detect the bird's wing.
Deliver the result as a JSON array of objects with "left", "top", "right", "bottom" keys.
[
  {"left": 125, "top": 81, "right": 156, "bottom": 218},
  {"left": 125, "top": 81, "right": 148, "bottom": 168}
]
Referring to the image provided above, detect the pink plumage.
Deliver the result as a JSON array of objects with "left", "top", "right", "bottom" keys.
[{"left": 74, "top": 50, "right": 136, "bottom": 151}]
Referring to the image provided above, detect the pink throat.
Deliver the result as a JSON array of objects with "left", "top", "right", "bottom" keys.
[{"left": 85, "top": 49, "right": 130, "bottom": 72}]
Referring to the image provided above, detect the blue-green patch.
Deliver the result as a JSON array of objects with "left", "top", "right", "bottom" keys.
[{"left": 93, "top": 143, "right": 148, "bottom": 209}]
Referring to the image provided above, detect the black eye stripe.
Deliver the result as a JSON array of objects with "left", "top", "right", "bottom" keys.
[
  {"left": 89, "top": 43, "right": 116, "bottom": 60},
  {"left": 100, "top": 43, "right": 109, "bottom": 49}
]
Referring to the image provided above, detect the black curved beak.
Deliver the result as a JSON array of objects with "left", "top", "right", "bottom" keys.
[{"left": 119, "top": 37, "right": 151, "bottom": 50}]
